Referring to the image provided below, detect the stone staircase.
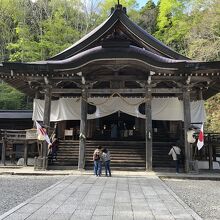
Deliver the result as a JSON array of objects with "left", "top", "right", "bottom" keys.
[
  {"left": 152, "top": 142, "right": 177, "bottom": 168},
  {"left": 85, "top": 141, "right": 146, "bottom": 170},
  {"left": 49, "top": 140, "right": 180, "bottom": 170},
  {"left": 50, "top": 140, "right": 145, "bottom": 170}
]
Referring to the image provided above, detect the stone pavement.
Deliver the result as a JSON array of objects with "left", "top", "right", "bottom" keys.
[{"left": 0, "top": 170, "right": 202, "bottom": 220}]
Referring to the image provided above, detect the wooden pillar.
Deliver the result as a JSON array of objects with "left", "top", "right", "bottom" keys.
[
  {"left": 198, "top": 88, "right": 203, "bottom": 100},
  {"left": 42, "top": 86, "right": 52, "bottom": 170},
  {"left": 78, "top": 87, "right": 87, "bottom": 170},
  {"left": 208, "top": 134, "right": 213, "bottom": 170},
  {"left": 35, "top": 91, "right": 40, "bottom": 99},
  {"left": 145, "top": 87, "right": 153, "bottom": 171},
  {"left": 23, "top": 140, "right": 28, "bottom": 166},
  {"left": 183, "top": 87, "right": 191, "bottom": 173},
  {"left": 33, "top": 92, "right": 40, "bottom": 128},
  {"left": 1, "top": 136, "right": 6, "bottom": 166}
]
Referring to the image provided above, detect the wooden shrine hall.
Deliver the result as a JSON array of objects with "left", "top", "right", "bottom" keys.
[{"left": 1, "top": 4, "right": 220, "bottom": 172}]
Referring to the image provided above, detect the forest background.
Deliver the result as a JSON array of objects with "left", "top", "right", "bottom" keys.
[{"left": 0, "top": 0, "right": 219, "bottom": 132}]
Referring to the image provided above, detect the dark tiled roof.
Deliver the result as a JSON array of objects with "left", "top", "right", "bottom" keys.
[{"left": 0, "top": 110, "right": 33, "bottom": 119}]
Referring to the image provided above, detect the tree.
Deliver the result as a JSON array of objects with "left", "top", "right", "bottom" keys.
[
  {"left": 39, "top": 1, "right": 81, "bottom": 58},
  {"left": 205, "top": 93, "right": 220, "bottom": 133},
  {"left": 137, "top": 0, "right": 158, "bottom": 35},
  {"left": 6, "top": 0, "right": 85, "bottom": 61},
  {"left": 0, "top": 0, "right": 21, "bottom": 61},
  {"left": 0, "top": 82, "right": 31, "bottom": 109},
  {"left": 185, "top": 0, "right": 220, "bottom": 61},
  {"left": 155, "top": 0, "right": 191, "bottom": 55}
]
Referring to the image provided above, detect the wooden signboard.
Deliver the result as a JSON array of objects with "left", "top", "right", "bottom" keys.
[{"left": 26, "top": 128, "right": 38, "bottom": 140}]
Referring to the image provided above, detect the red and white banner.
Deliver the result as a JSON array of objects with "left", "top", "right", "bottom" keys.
[
  {"left": 35, "top": 120, "right": 51, "bottom": 145},
  {"left": 197, "top": 124, "right": 204, "bottom": 150}
]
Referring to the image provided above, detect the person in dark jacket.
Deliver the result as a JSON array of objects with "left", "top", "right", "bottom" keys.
[
  {"left": 102, "top": 147, "right": 111, "bottom": 177},
  {"left": 48, "top": 138, "right": 58, "bottom": 163}
]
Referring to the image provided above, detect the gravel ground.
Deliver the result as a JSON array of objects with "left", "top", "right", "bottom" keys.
[
  {"left": 163, "top": 178, "right": 220, "bottom": 220},
  {"left": 0, "top": 175, "right": 64, "bottom": 215}
]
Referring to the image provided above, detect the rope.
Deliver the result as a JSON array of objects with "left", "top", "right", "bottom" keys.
[{"left": 82, "top": 92, "right": 147, "bottom": 106}]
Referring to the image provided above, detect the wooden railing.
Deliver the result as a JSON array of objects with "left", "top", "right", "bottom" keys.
[
  {"left": 0, "top": 129, "right": 26, "bottom": 141},
  {"left": 0, "top": 129, "right": 36, "bottom": 166}
]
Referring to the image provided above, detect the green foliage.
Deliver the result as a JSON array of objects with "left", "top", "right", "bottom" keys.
[
  {"left": 155, "top": 0, "right": 192, "bottom": 54},
  {"left": 185, "top": 0, "right": 220, "bottom": 61},
  {"left": 5, "top": 0, "right": 85, "bottom": 61},
  {"left": 40, "top": 11, "right": 80, "bottom": 58},
  {"left": 0, "top": 82, "right": 31, "bottom": 109},
  {"left": 0, "top": 0, "right": 20, "bottom": 61},
  {"left": 7, "top": 23, "right": 42, "bottom": 62},
  {"left": 205, "top": 94, "right": 220, "bottom": 133}
]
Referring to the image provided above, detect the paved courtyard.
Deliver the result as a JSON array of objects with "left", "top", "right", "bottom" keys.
[{"left": 0, "top": 173, "right": 201, "bottom": 220}]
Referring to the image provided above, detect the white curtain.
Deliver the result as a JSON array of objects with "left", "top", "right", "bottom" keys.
[
  {"left": 88, "top": 97, "right": 145, "bottom": 119},
  {"left": 190, "top": 100, "right": 206, "bottom": 123},
  {"left": 32, "top": 97, "right": 206, "bottom": 123},
  {"left": 151, "top": 97, "right": 183, "bottom": 121}
]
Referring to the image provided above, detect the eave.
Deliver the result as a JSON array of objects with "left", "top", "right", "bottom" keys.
[{"left": 2, "top": 46, "right": 220, "bottom": 74}]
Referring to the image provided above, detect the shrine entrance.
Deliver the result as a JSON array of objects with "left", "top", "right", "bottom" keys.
[{"left": 91, "top": 112, "right": 143, "bottom": 141}]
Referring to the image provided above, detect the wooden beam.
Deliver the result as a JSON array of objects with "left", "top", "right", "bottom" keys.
[
  {"left": 51, "top": 88, "right": 182, "bottom": 94},
  {"left": 27, "top": 76, "right": 81, "bottom": 81},
  {"left": 152, "top": 88, "right": 182, "bottom": 94},
  {"left": 86, "top": 75, "right": 147, "bottom": 81}
]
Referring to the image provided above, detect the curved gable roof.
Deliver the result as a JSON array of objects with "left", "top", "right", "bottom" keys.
[{"left": 49, "top": 4, "right": 189, "bottom": 61}]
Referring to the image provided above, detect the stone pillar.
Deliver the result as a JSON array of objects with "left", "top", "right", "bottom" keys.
[
  {"left": 78, "top": 87, "right": 87, "bottom": 170},
  {"left": 183, "top": 87, "right": 191, "bottom": 173},
  {"left": 42, "top": 86, "right": 52, "bottom": 170},
  {"left": 145, "top": 87, "right": 153, "bottom": 171}
]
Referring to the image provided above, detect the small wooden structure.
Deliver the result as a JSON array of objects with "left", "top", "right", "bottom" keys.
[
  {"left": 0, "top": 129, "right": 37, "bottom": 166},
  {"left": 0, "top": 4, "right": 220, "bottom": 171}
]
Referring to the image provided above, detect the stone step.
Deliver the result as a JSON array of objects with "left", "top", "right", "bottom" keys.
[{"left": 49, "top": 140, "right": 176, "bottom": 168}]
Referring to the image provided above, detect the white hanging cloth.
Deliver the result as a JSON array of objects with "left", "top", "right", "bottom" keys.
[{"left": 32, "top": 97, "right": 206, "bottom": 123}]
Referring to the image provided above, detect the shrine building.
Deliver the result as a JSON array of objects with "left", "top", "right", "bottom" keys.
[{"left": 1, "top": 4, "right": 220, "bottom": 172}]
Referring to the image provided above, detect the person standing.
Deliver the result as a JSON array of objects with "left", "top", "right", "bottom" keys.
[
  {"left": 48, "top": 138, "right": 59, "bottom": 164},
  {"left": 93, "top": 146, "right": 102, "bottom": 176},
  {"left": 168, "top": 145, "right": 181, "bottom": 173},
  {"left": 102, "top": 147, "right": 111, "bottom": 177}
]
